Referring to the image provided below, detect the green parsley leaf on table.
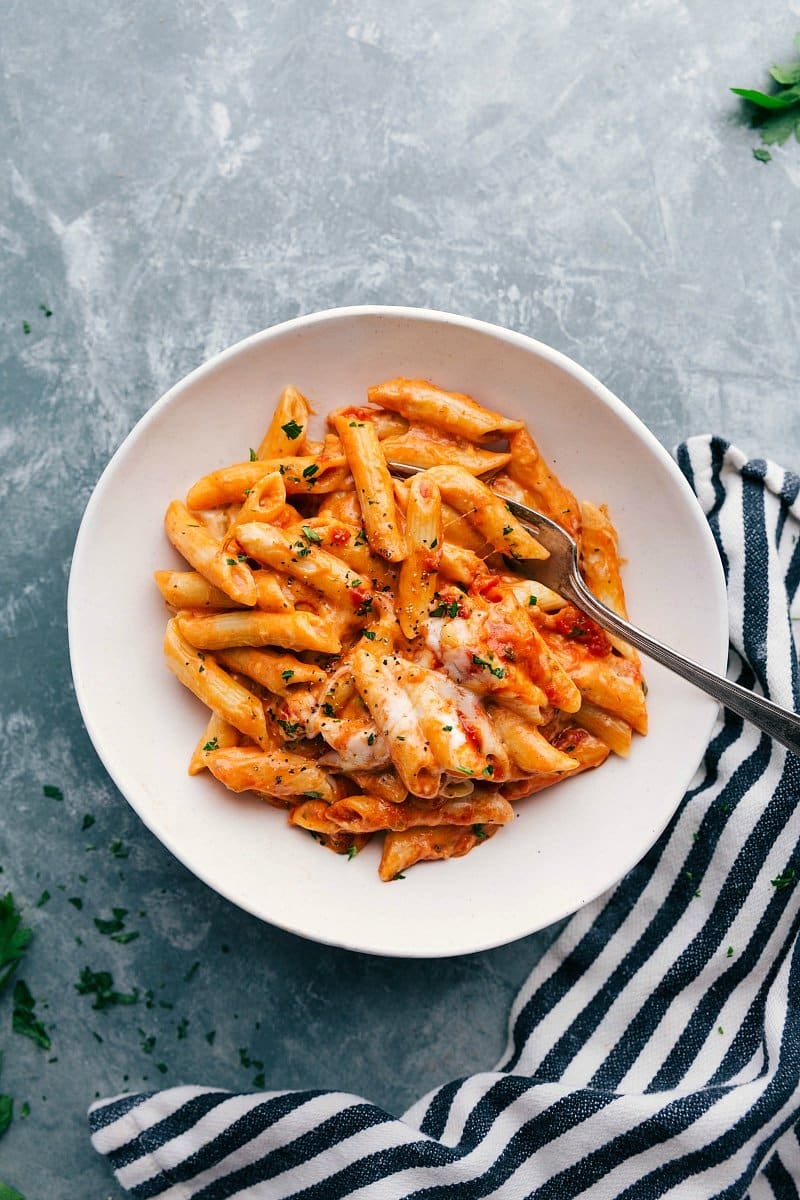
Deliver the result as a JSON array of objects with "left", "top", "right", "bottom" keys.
[
  {"left": 11, "top": 980, "right": 51, "bottom": 1051},
  {"left": 0, "top": 894, "right": 32, "bottom": 994},
  {"left": 0, "top": 1181, "right": 26, "bottom": 1200},
  {"left": 76, "top": 967, "right": 138, "bottom": 1010},
  {"left": 0, "top": 1094, "right": 12, "bottom": 1138},
  {"left": 732, "top": 34, "right": 800, "bottom": 149}
]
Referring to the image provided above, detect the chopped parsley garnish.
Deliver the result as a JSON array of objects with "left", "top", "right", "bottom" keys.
[
  {"left": 302, "top": 464, "right": 319, "bottom": 479},
  {"left": 348, "top": 420, "right": 365, "bottom": 427},
  {"left": 502, "top": 524, "right": 513, "bottom": 536},
  {"left": 184, "top": 961, "right": 200, "bottom": 982},
  {"left": 483, "top": 765, "right": 494, "bottom": 776},
  {"left": 21, "top": 320, "right": 31, "bottom": 335},
  {"left": 392, "top": 872, "right": 406, "bottom": 880},
  {"left": 249, "top": 447, "right": 258, "bottom": 461},
  {"left": 354, "top": 529, "right": 368, "bottom": 547},
  {"left": 281, "top": 669, "right": 295, "bottom": 682},
  {"left": 771, "top": 867, "right": 797, "bottom": 890},
  {"left": 753, "top": 146, "right": 772, "bottom": 162},
  {"left": 281, "top": 419, "right": 303, "bottom": 440},
  {"left": 367, "top": 733, "right": 375, "bottom": 746},
  {"left": 0, "top": 1095, "right": 13, "bottom": 1137},
  {"left": 430, "top": 537, "right": 438, "bottom": 548},
  {"left": 726, "top": 946, "right": 734, "bottom": 957},
  {"left": 76, "top": 967, "right": 138, "bottom": 1010},
  {"left": 356, "top": 597, "right": 373, "bottom": 616},
  {"left": 12, "top": 980, "right": 51, "bottom": 1049},
  {"left": 442, "top": 725, "right": 453, "bottom": 732},
  {"left": 93, "top": 908, "right": 128, "bottom": 937},
  {"left": 226, "top": 557, "right": 237, "bottom": 566},
  {"left": 42, "top": 785, "right": 62, "bottom": 801},
  {"left": 528, "top": 595, "right": 537, "bottom": 606},
  {"left": 301, "top": 525, "right": 322, "bottom": 544},
  {"left": 322, "top": 703, "right": 336, "bottom": 717},
  {"left": 39, "top": 303, "right": 53, "bottom": 317},
  {"left": 457, "top": 767, "right": 474, "bottom": 776},
  {"left": 203, "top": 737, "right": 219, "bottom": 752},
  {"left": 431, "top": 600, "right": 458, "bottom": 619},
  {"left": 349, "top": 578, "right": 362, "bottom": 588},
  {"left": 347, "top": 845, "right": 359, "bottom": 861},
  {"left": 81, "top": 814, "right": 95, "bottom": 831},
  {"left": 363, "top": 630, "right": 376, "bottom": 640},
  {"left": 35, "top": 890, "right": 50, "bottom": 908},
  {"left": 68, "top": 897, "right": 83, "bottom": 911},
  {"left": 277, "top": 719, "right": 300, "bottom": 736},
  {"left": 303, "top": 791, "right": 323, "bottom": 799},
  {"left": 472, "top": 654, "right": 505, "bottom": 679},
  {"left": 177, "top": 1017, "right": 189, "bottom": 1039},
  {"left": 109, "top": 839, "right": 129, "bottom": 859},
  {"left": 472, "top": 824, "right": 488, "bottom": 840}
]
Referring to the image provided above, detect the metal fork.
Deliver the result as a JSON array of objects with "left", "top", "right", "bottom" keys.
[{"left": 389, "top": 462, "right": 800, "bottom": 758}]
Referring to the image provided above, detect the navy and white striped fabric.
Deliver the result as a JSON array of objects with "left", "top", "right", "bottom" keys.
[{"left": 90, "top": 436, "right": 800, "bottom": 1199}]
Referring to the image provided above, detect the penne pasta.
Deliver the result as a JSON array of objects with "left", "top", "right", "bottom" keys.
[
  {"left": 331, "top": 411, "right": 407, "bottom": 562},
  {"left": 164, "top": 500, "right": 257, "bottom": 606},
  {"left": 422, "top": 465, "right": 549, "bottom": 561},
  {"left": 396, "top": 474, "right": 442, "bottom": 639},
  {"left": 256, "top": 385, "right": 311, "bottom": 459},
  {"left": 188, "top": 711, "right": 241, "bottom": 775},
  {"left": 367, "top": 378, "right": 523, "bottom": 441},
  {"left": 176, "top": 609, "right": 341, "bottom": 654},
  {"left": 163, "top": 619, "right": 269, "bottom": 748},
  {"left": 156, "top": 375, "right": 647, "bottom": 878}
]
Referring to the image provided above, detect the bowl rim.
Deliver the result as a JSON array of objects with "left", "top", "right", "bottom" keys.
[{"left": 68, "top": 304, "right": 728, "bottom": 957}]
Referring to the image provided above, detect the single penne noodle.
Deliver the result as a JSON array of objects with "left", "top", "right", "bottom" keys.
[
  {"left": 441, "top": 501, "right": 491, "bottom": 552},
  {"left": 228, "top": 473, "right": 287, "bottom": 539},
  {"left": 508, "top": 578, "right": 568, "bottom": 612},
  {"left": 348, "top": 769, "right": 408, "bottom": 805},
  {"left": 296, "top": 519, "right": 396, "bottom": 590},
  {"left": 331, "top": 412, "right": 407, "bottom": 562},
  {"left": 563, "top": 654, "right": 648, "bottom": 735},
  {"left": 164, "top": 499, "right": 257, "bottom": 606},
  {"left": 324, "top": 791, "right": 514, "bottom": 833},
  {"left": 206, "top": 746, "right": 336, "bottom": 802},
  {"left": 163, "top": 620, "right": 269, "bottom": 747},
  {"left": 489, "top": 706, "right": 578, "bottom": 774},
  {"left": 505, "top": 427, "right": 582, "bottom": 541},
  {"left": 507, "top": 727, "right": 610, "bottom": 798},
  {"left": 288, "top": 800, "right": 342, "bottom": 835},
  {"left": 382, "top": 424, "right": 511, "bottom": 476},
  {"left": 186, "top": 452, "right": 347, "bottom": 509},
  {"left": 256, "top": 385, "right": 311, "bottom": 459},
  {"left": 154, "top": 570, "right": 244, "bottom": 610},
  {"left": 422, "top": 465, "right": 548, "bottom": 561},
  {"left": 351, "top": 647, "right": 439, "bottom": 798},
  {"left": 378, "top": 823, "right": 498, "bottom": 880},
  {"left": 215, "top": 647, "right": 326, "bottom": 694},
  {"left": 254, "top": 570, "right": 295, "bottom": 612},
  {"left": 396, "top": 475, "right": 442, "bottom": 639},
  {"left": 573, "top": 699, "right": 633, "bottom": 758},
  {"left": 235, "top": 521, "right": 371, "bottom": 611},
  {"left": 579, "top": 500, "right": 640, "bottom": 663},
  {"left": 176, "top": 609, "right": 341, "bottom": 654},
  {"left": 367, "top": 378, "right": 523, "bottom": 441},
  {"left": 188, "top": 711, "right": 240, "bottom": 775},
  {"left": 438, "top": 542, "right": 485, "bottom": 585}
]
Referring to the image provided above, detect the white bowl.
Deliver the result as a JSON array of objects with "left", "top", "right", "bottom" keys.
[{"left": 68, "top": 306, "right": 727, "bottom": 958}]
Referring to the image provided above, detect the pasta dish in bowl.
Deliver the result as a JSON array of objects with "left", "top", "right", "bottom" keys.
[
  {"left": 156, "top": 377, "right": 648, "bottom": 883},
  {"left": 68, "top": 307, "right": 726, "bottom": 956}
]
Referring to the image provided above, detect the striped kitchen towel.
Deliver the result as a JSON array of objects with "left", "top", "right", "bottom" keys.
[{"left": 89, "top": 436, "right": 800, "bottom": 1199}]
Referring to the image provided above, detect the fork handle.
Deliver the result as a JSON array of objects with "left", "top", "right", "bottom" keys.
[{"left": 565, "top": 573, "right": 800, "bottom": 758}]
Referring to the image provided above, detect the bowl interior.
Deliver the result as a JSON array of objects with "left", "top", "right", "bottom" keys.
[{"left": 68, "top": 307, "right": 728, "bottom": 957}]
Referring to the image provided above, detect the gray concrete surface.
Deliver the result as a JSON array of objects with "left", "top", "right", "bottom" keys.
[{"left": 2, "top": 2, "right": 799, "bottom": 1195}]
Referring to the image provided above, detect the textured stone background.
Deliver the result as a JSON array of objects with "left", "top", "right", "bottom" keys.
[{"left": 2, "top": 2, "right": 799, "bottom": 1195}]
